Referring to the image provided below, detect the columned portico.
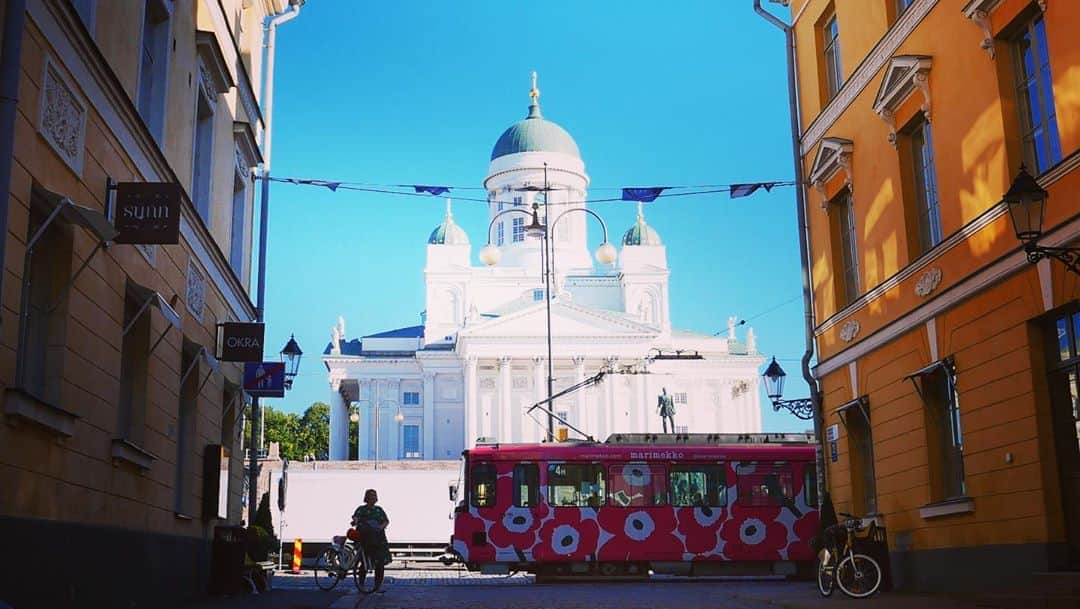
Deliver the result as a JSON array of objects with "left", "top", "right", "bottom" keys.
[{"left": 423, "top": 371, "right": 435, "bottom": 458}]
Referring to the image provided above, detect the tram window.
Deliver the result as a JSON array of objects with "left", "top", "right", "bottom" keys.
[
  {"left": 736, "top": 462, "right": 794, "bottom": 507},
  {"left": 804, "top": 463, "right": 819, "bottom": 506},
  {"left": 670, "top": 464, "right": 726, "bottom": 507},
  {"left": 470, "top": 464, "right": 497, "bottom": 508},
  {"left": 608, "top": 463, "right": 667, "bottom": 507},
  {"left": 513, "top": 463, "right": 539, "bottom": 507},
  {"left": 548, "top": 463, "right": 605, "bottom": 508}
]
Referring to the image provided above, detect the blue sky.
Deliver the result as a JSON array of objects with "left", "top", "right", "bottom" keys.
[{"left": 257, "top": 1, "right": 814, "bottom": 433}]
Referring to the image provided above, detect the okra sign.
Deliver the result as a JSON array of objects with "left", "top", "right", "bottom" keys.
[
  {"left": 216, "top": 322, "right": 265, "bottom": 362},
  {"left": 113, "top": 182, "right": 182, "bottom": 244}
]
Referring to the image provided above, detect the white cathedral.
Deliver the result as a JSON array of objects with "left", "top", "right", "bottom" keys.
[{"left": 323, "top": 78, "right": 764, "bottom": 461}]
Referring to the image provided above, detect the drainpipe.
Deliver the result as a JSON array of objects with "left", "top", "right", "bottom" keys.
[
  {"left": 248, "top": 0, "right": 302, "bottom": 526},
  {"left": 752, "top": 0, "right": 826, "bottom": 500},
  {"left": 0, "top": 0, "right": 27, "bottom": 330}
]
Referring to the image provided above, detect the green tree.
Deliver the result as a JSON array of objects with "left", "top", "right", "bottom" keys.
[{"left": 261, "top": 402, "right": 330, "bottom": 461}]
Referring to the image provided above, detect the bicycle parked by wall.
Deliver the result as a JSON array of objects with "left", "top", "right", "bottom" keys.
[
  {"left": 817, "top": 512, "right": 883, "bottom": 599},
  {"left": 314, "top": 527, "right": 371, "bottom": 592}
]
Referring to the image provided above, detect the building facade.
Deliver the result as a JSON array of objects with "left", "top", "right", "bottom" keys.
[
  {"left": 323, "top": 83, "right": 764, "bottom": 461},
  {"left": 783, "top": 0, "right": 1079, "bottom": 591},
  {"left": 0, "top": 1, "right": 299, "bottom": 607}
]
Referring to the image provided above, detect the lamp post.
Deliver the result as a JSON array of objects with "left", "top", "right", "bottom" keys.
[
  {"left": 1004, "top": 165, "right": 1080, "bottom": 275},
  {"left": 247, "top": 335, "right": 302, "bottom": 523},
  {"left": 762, "top": 357, "right": 815, "bottom": 420},
  {"left": 479, "top": 173, "right": 616, "bottom": 440},
  {"left": 280, "top": 334, "right": 302, "bottom": 390}
]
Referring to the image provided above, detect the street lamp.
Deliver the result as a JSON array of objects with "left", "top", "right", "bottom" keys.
[
  {"left": 762, "top": 357, "right": 815, "bottom": 420},
  {"left": 1003, "top": 165, "right": 1080, "bottom": 275},
  {"left": 280, "top": 334, "right": 303, "bottom": 389},
  {"left": 480, "top": 171, "right": 616, "bottom": 440}
]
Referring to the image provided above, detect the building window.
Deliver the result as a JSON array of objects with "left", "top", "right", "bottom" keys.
[
  {"left": 916, "top": 361, "right": 966, "bottom": 502},
  {"left": 673, "top": 392, "right": 688, "bottom": 406},
  {"left": 192, "top": 85, "right": 215, "bottom": 226},
  {"left": 117, "top": 283, "right": 151, "bottom": 444},
  {"left": 72, "top": 0, "right": 96, "bottom": 32},
  {"left": 513, "top": 463, "right": 539, "bottom": 507},
  {"left": 1012, "top": 12, "right": 1062, "bottom": 174},
  {"left": 496, "top": 221, "right": 504, "bottom": 246},
  {"left": 533, "top": 289, "right": 544, "bottom": 301},
  {"left": 548, "top": 463, "right": 606, "bottom": 508},
  {"left": 21, "top": 204, "right": 73, "bottom": 403},
  {"left": 1046, "top": 312, "right": 1080, "bottom": 516},
  {"left": 137, "top": 0, "right": 170, "bottom": 142},
  {"left": 832, "top": 190, "right": 860, "bottom": 305},
  {"left": 512, "top": 217, "right": 525, "bottom": 243},
  {"left": 403, "top": 424, "right": 421, "bottom": 458},
  {"left": 670, "top": 464, "right": 726, "bottom": 507},
  {"left": 822, "top": 12, "right": 843, "bottom": 100},
  {"left": 908, "top": 117, "right": 943, "bottom": 253},
  {"left": 840, "top": 399, "right": 877, "bottom": 514},
  {"left": 176, "top": 339, "right": 201, "bottom": 516},
  {"left": 896, "top": 0, "right": 914, "bottom": 16},
  {"left": 229, "top": 168, "right": 246, "bottom": 277},
  {"left": 513, "top": 196, "right": 523, "bottom": 207},
  {"left": 470, "top": 464, "right": 497, "bottom": 507},
  {"left": 403, "top": 391, "right": 420, "bottom": 405},
  {"left": 675, "top": 425, "right": 689, "bottom": 434}
]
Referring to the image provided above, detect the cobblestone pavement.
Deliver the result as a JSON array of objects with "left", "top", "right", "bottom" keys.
[{"left": 253, "top": 567, "right": 978, "bottom": 609}]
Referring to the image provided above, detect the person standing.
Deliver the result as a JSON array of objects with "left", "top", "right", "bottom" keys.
[
  {"left": 658, "top": 387, "right": 676, "bottom": 433},
  {"left": 352, "top": 489, "right": 392, "bottom": 593}
]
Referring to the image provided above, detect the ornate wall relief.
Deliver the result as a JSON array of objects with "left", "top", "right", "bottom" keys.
[
  {"left": 39, "top": 57, "right": 87, "bottom": 175},
  {"left": 914, "top": 267, "right": 942, "bottom": 297},
  {"left": 839, "top": 319, "right": 861, "bottom": 342},
  {"left": 186, "top": 258, "right": 206, "bottom": 322}
]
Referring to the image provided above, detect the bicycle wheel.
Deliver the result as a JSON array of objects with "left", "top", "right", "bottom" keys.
[
  {"left": 816, "top": 548, "right": 836, "bottom": 597},
  {"left": 314, "top": 547, "right": 345, "bottom": 591},
  {"left": 836, "top": 553, "right": 882, "bottom": 598},
  {"left": 353, "top": 547, "right": 369, "bottom": 592}
]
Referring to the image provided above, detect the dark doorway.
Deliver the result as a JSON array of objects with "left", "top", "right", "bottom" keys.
[{"left": 1047, "top": 309, "right": 1080, "bottom": 568}]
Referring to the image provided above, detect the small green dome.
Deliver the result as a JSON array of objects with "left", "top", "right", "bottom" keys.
[
  {"left": 622, "top": 204, "right": 662, "bottom": 246},
  {"left": 491, "top": 101, "right": 580, "bottom": 161},
  {"left": 428, "top": 200, "right": 469, "bottom": 245}
]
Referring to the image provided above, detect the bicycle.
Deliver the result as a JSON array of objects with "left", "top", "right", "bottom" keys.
[
  {"left": 314, "top": 528, "right": 371, "bottom": 592},
  {"left": 816, "top": 512, "right": 883, "bottom": 599}
]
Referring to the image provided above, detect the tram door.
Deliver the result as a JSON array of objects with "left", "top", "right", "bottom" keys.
[{"left": 1047, "top": 310, "right": 1080, "bottom": 569}]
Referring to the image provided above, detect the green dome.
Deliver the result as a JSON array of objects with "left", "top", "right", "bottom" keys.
[
  {"left": 428, "top": 201, "right": 469, "bottom": 245},
  {"left": 491, "top": 102, "right": 580, "bottom": 161},
  {"left": 622, "top": 204, "right": 662, "bottom": 246}
]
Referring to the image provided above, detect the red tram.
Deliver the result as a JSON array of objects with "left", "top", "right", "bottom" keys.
[{"left": 449, "top": 433, "right": 820, "bottom": 578}]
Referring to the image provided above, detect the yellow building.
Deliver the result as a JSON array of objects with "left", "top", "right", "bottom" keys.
[
  {"left": 780, "top": 0, "right": 1079, "bottom": 591},
  {"left": 0, "top": 1, "right": 300, "bottom": 607}
]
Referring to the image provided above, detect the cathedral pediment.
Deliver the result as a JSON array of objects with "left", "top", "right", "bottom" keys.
[{"left": 459, "top": 300, "right": 659, "bottom": 341}]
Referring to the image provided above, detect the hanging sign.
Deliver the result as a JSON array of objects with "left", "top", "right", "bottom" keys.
[
  {"left": 243, "top": 362, "right": 285, "bottom": 398},
  {"left": 113, "top": 182, "right": 182, "bottom": 244},
  {"left": 217, "top": 322, "right": 265, "bottom": 362}
]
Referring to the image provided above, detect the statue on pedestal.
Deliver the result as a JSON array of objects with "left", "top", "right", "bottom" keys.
[{"left": 658, "top": 387, "right": 676, "bottom": 433}]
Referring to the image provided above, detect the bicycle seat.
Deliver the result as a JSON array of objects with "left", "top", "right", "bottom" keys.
[{"left": 838, "top": 512, "right": 855, "bottom": 518}]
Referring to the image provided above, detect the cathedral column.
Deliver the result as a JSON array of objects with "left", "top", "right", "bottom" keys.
[
  {"left": 357, "top": 379, "right": 369, "bottom": 460},
  {"left": 573, "top": 356, "right": 586, "bottom": 439},
  {"left": 532, "top": 356, "right": 545, "bottom": 442},
  {"left": 423, "top": 371, "right": 436, "bottom": 459},
  {"left": 636, "top": 360, "right": 648, "bottom": 434},
  {"left": 498, "top": 356, "right": 513, "bottom": 442},
  {"left": 329, "top": 378, "right": 347, "bottom": 460},
  {"left": 604, "top": 356, "right": 618, "bottom": 438},
  {"left": 465, "top": 356, "right": 478, "bottom": 449}
]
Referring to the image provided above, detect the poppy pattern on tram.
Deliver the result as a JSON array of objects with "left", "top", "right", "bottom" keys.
[{"left": 452, "top": 460, "right": 818, "bottom": 564}]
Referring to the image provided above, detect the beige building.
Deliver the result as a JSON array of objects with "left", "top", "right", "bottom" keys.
[{"left": 0, "top": 1, "right": 301, "bottom": 607}]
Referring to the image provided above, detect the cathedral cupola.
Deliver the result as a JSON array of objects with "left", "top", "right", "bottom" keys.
[
  {"left": 621, "top": 202, "right": 663, "bottom": 246},
  {"left": 427, "top": 199, "right": 470, "bottom": 245}
]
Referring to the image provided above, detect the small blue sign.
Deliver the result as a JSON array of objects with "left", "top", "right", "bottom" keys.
[
  {"left": 244, "top": 362, "right": 285, "bottom": 398},
  {"left": 829, "top": 440, "right": 839, "bottom": 463}
]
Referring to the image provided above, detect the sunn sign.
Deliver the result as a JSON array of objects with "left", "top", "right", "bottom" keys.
[{"left": 449, "top": 438, "right": 819, "bottom": 580}]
